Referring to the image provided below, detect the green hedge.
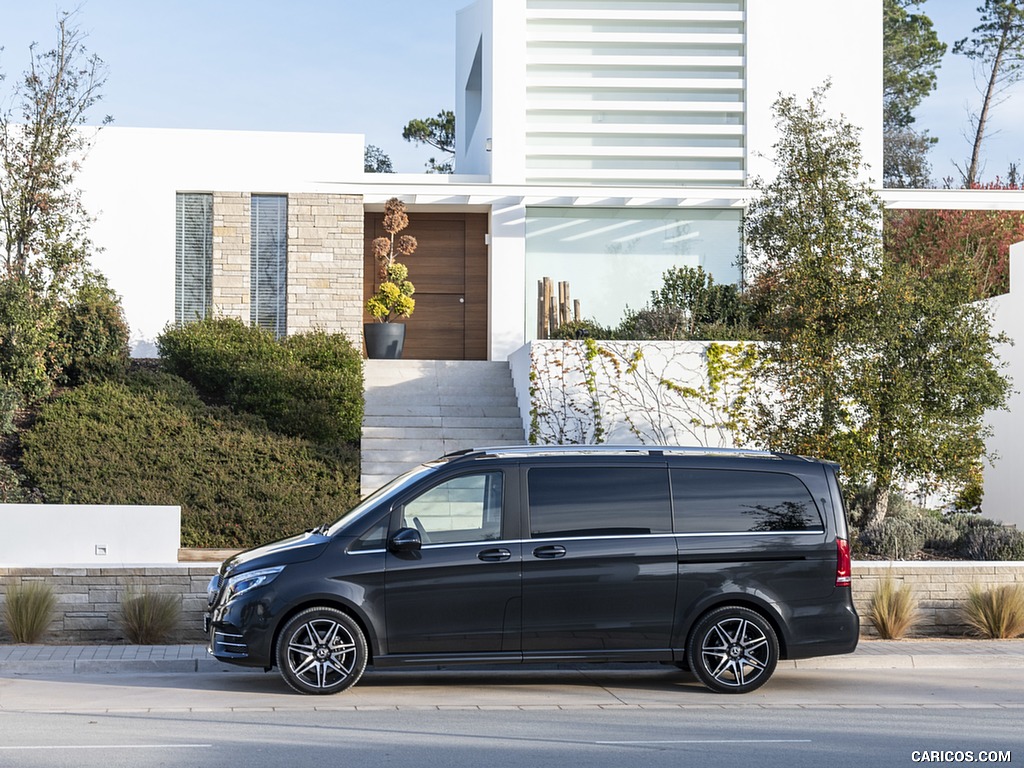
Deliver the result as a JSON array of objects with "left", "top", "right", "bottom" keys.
[
  {"left": 20, "top": 369, "right": 360, "bottom": 548},
  {"left": 157, "top": 318, "right": 363, "bottom": 445}
]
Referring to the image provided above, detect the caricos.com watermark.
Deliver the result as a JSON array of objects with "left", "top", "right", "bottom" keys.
[{"left": 911, "top": 751, "right": 1012, "bottom": 763}]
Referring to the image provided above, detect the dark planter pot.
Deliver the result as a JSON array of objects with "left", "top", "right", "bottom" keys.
[{"left": 364, "top": 322, "right": 406, "bottom": 359}]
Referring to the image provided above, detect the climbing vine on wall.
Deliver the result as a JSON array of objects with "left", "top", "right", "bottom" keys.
[{"left": 528, "top": 340, "right": 757, "bottom": 447}]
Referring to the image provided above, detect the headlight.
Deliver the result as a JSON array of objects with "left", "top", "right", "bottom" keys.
[
  {"left": 206, "top": 574, "right": 221, "bottom": 606},
  {"left": 223, "top": 566, "right": 285, "bottom": 602}
]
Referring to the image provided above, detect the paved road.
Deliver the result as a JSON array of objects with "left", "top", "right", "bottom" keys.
[{"left": 0, "top": 665, "right": 1021, "bottom": 768}]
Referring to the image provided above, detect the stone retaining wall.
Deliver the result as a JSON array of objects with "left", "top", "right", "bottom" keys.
[
  {"left": 0, "top": 566, "right": 217, "bottom": 644},
  {"left": 1, "top": 562, "right": 1022, "bottom": 644},
  {"left": 853, "top": 561, "right": 1024, "bottom": 637}
]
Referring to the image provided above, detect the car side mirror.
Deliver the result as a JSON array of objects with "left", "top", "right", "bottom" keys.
[{"left": 389, "top": 527, "right": 422, "bottom": 553}]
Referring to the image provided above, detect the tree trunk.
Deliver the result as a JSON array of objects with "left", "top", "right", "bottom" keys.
[
  {"left": 868, "top": 484, "right": 892, "bottom": 528},
  {"left": 967, "top": 29, "right": 1008, "bottom": 187}
]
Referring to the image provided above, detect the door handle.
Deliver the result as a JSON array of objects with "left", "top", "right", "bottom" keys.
[
  {"left": 478, "top": 548, "right": 512, "bottom": 562},
  {"left": 533, "top": 545, "right": 566, "bottom": 559}
]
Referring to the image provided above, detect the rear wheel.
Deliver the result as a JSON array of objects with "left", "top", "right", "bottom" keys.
[
  {"left": 687, "top": 606, "right": 778, "bottom": 694},
  {"left": 276, "top": 607, "right": 367, "bottom": 695}
]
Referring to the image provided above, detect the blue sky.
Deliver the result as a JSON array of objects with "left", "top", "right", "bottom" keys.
[{"left": 1, "top": 1, "right": 1020, "bottom": 182}]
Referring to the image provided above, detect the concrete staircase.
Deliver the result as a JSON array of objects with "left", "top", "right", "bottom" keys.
[{"left": 361, "top": 360, "right": 527, "bottom": 495}]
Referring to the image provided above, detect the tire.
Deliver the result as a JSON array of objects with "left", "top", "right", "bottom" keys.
[
  {"left": 687, "top": 606, "right": 778, "bottom": 694},
  {"left": 276, "top": 607, "right": 367, "bottom": 695}
]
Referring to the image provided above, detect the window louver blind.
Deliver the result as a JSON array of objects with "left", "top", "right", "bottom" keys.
[
  {"left": 175, "top": 193, "right": 213, "bottom": 325},
  {"left": 250, "top": 195, "right": 288, "bottom": 338}
]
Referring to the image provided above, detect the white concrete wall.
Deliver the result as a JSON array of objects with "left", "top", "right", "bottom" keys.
[
  {"left": 488, "top": 0, "right": 527, "bottom": 184},
  {"left": 983, "top": 240, "right": 1024, "bottom": 529},
  {"left": 75, "top": 127, "right": 364, "bottom": 355},
  {"left": 0, "top": 505, "right": 181, "bottom": 566},
  {"left": 490, "top": 201, "right": 528, "bottom": 360},
  {"left": 746, "top": 0, "right": 883, "bottom": 185},
  {"left": 455, "top": 0, "right": 492, "bottom": 176}
]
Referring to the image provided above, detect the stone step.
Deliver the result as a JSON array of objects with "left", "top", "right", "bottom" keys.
[
  {"left": 364, "top": 405, "right": 522, "bottom": 419},
  {"left": 360, "top": 360, "right": 525, "bottom": 496},
  {"left": 362, "top": 415, "right": 524, "bottom": 429},
  {"left": 363, "top": 426, "right": 526, "bottom": 441}
]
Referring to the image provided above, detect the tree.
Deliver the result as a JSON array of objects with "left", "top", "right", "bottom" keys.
[
  {"left": 363, "top": 144, "right": 393, "bottom": 173},
  {"left": 0, "top": 12, "right": 111, "bottom": 287},
  {"left": 953, "top": 0, "right": 1024, "bottom": 186},
  {"left": 745, "top": 85, "right": 1010, "bottom": 525},
  {"left": 851, "top": 255, "right": 1010, "bottom": 523},
  {"left": 883, "top": 0, "right": 946, "bottom": 187},
  {"left": 885, "top": 178, "right": 1024, "bottom": 298},
  {"left": 0, "top": 12, "right": 112, "bottom": 422},
  {"left": 402, "top": 110, "right": 455, "bottom": 173}
]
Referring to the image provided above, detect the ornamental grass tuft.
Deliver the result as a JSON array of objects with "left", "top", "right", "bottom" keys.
[
  {"left": 867, "top": 574, "right": 919, "bottom": 639},
  {"left": 119, "top": 588, "right": 181, "bottom": 645},
  {"left": 962, "top": 584, "right": 1024, "bottom": 639},
  {"left": 3, "top": 581, "right": 56, "bottom": 643}
]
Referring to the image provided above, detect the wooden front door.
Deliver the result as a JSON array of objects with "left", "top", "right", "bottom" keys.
[{"left": 364, "top": 212, "right": 488, "bottom": 360}]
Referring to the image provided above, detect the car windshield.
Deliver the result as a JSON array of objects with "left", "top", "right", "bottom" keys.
[{"left": 325, "top": 462, "right": 440, "bottom": 536}]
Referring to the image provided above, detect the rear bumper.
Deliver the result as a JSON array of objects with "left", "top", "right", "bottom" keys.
[{"left": 784, "top": 601, "right": 860, "bottom": 660}]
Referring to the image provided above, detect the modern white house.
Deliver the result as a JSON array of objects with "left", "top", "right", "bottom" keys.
[{"left": 70, "top": 0, "right": 1024, "bottom": 525}]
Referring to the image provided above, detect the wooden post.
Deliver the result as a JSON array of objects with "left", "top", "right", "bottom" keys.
[
  {"left": 542, "top": 277, "right": 553, "bottom": 339},
  {"left": 537, "top": 280, "right": 545, "bottom": 339},
  {"left": 574, "top": 299, "right": 581, "bottom": 323}
]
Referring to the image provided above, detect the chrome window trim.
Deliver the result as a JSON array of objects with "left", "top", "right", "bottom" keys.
[
  {"left": 674, "top": 529, "right": 825, "bottom": 537},
  {"left": 352, "top": 529, "right": 825, "bottom": 556}
]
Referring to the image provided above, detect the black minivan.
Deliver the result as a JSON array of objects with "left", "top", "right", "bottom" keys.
[{"left": 205, "top": 446, "right": 859, "bottom": 695}]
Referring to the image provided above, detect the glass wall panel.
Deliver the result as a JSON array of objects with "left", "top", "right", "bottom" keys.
[
  {"left": 250, "top": 195, "right": 288, "bottom": 338},
  {"left": 525, "top": 207, "right": 741, "bottom": 336},
  {"left": 174, "top": 193, "right": 213, "bottom": 325}
]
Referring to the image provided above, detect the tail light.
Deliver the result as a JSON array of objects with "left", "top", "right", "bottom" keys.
[{"left": 835, "top": 538, "right": 851, "bottom": 587}]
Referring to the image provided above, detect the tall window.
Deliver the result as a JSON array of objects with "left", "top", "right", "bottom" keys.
[
  {"left": 175, "top": 193, "right": 213, "bottom": 325},
  {"left": 250, "top": 195, "right": 288, "bottom": 337}
]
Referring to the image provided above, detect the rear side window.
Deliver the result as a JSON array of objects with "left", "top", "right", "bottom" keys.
[
  {"left": 527, "top": 466, "right": 671, "bottom": 538},
  {"left": 671, "top": 469, "right": 823, "bottom": 534}
]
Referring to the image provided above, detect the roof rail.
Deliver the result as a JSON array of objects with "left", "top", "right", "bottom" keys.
[{"left": 443, "top": 445, "right": 786, "bottom": 460}]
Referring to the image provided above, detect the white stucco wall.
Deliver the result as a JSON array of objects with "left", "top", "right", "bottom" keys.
[
  {"left": 983, "top": 240, "right": 1024, "bottom": 529},
  {"left": 75, "top": 127, "right": 364, "bottom": 355},
  {"left": 0, "top": 505, "right": 180, "bottom": 566},
  {"left": 455, "top": 0, "right": 492, "bottom": 176},
  {"left": 746, "top": 0, "right": 883, "bottom": 185}
]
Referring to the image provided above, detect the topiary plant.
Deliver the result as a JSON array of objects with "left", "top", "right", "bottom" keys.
[{"left": 365, "top": 197, "right": 416, "bottom": 322}]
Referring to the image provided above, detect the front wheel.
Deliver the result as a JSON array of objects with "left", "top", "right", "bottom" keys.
[
  {"left": 687, "top": 606, "right": 778, "bottom": 694},
  {"left": 276, "top": 607, "right": 367, "bottom": 695}
]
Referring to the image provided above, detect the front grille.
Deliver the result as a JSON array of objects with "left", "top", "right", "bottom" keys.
[{"left": 212, "top": 630, "right": 248, "bottom": 658}]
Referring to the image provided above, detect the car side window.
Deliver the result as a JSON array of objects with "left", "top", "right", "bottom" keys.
[
  {"left": 527, "top": 466, "right": 672, "bottom": 538},
  {"left": 401, "top": 472, "right": 504, "bottom": 544},
  {"left": 671, "top": 469, "right": 824, "bottom": 534},
  {"left": 349, "top": 517, "right": 389, "bottom": 552}
]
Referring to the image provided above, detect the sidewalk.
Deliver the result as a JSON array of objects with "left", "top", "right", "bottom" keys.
[{"left": 1, "top": 639, "right": 1022, "bottom": 676}]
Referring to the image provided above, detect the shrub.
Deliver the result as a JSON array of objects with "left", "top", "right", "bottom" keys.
[
  {"left": 867, "top": 575, "right": 919, "bottom": 639},
  {"left": 20, "top": 368, "right": 361, "bottom": 548},
  {"left": 55, "top": 275, "right": 130, "bottom": 385},
  {"left": 157, "top": 319, "right": 363, "bottom": 444},
  {"left": 119, "top": 587, "right": 181, "bottom": 644},
  {"left": 3, "top": 581, "right": 56, "bottom": 643},
  {"left": 961, "top": 584, "right": 1024, "bottom": 639},
  {"left": 913, "top": 514, "right": 960, "bottom": 554},
  {"left": 960, "top": 524, "right": 1024, "bottom": 561},
  {"left": 859, "top": 516, "right": 925, "bottom": 560},
  {"left": 0, "top": 379, "right": 19, "bottom": 434},
  {"left": 0, "top": 463, "right": 30, "bottom": 503},
  {"left": 548, "top": 318, "right": 614, "bottom": 341}
]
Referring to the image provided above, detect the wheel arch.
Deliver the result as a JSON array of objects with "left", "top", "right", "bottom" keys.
[
  {"left": 271, "top": 596, "right": 381, "bottom": 668},
  {"left": 677, "top": 593, "right": 790, "bottom": 660}
]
